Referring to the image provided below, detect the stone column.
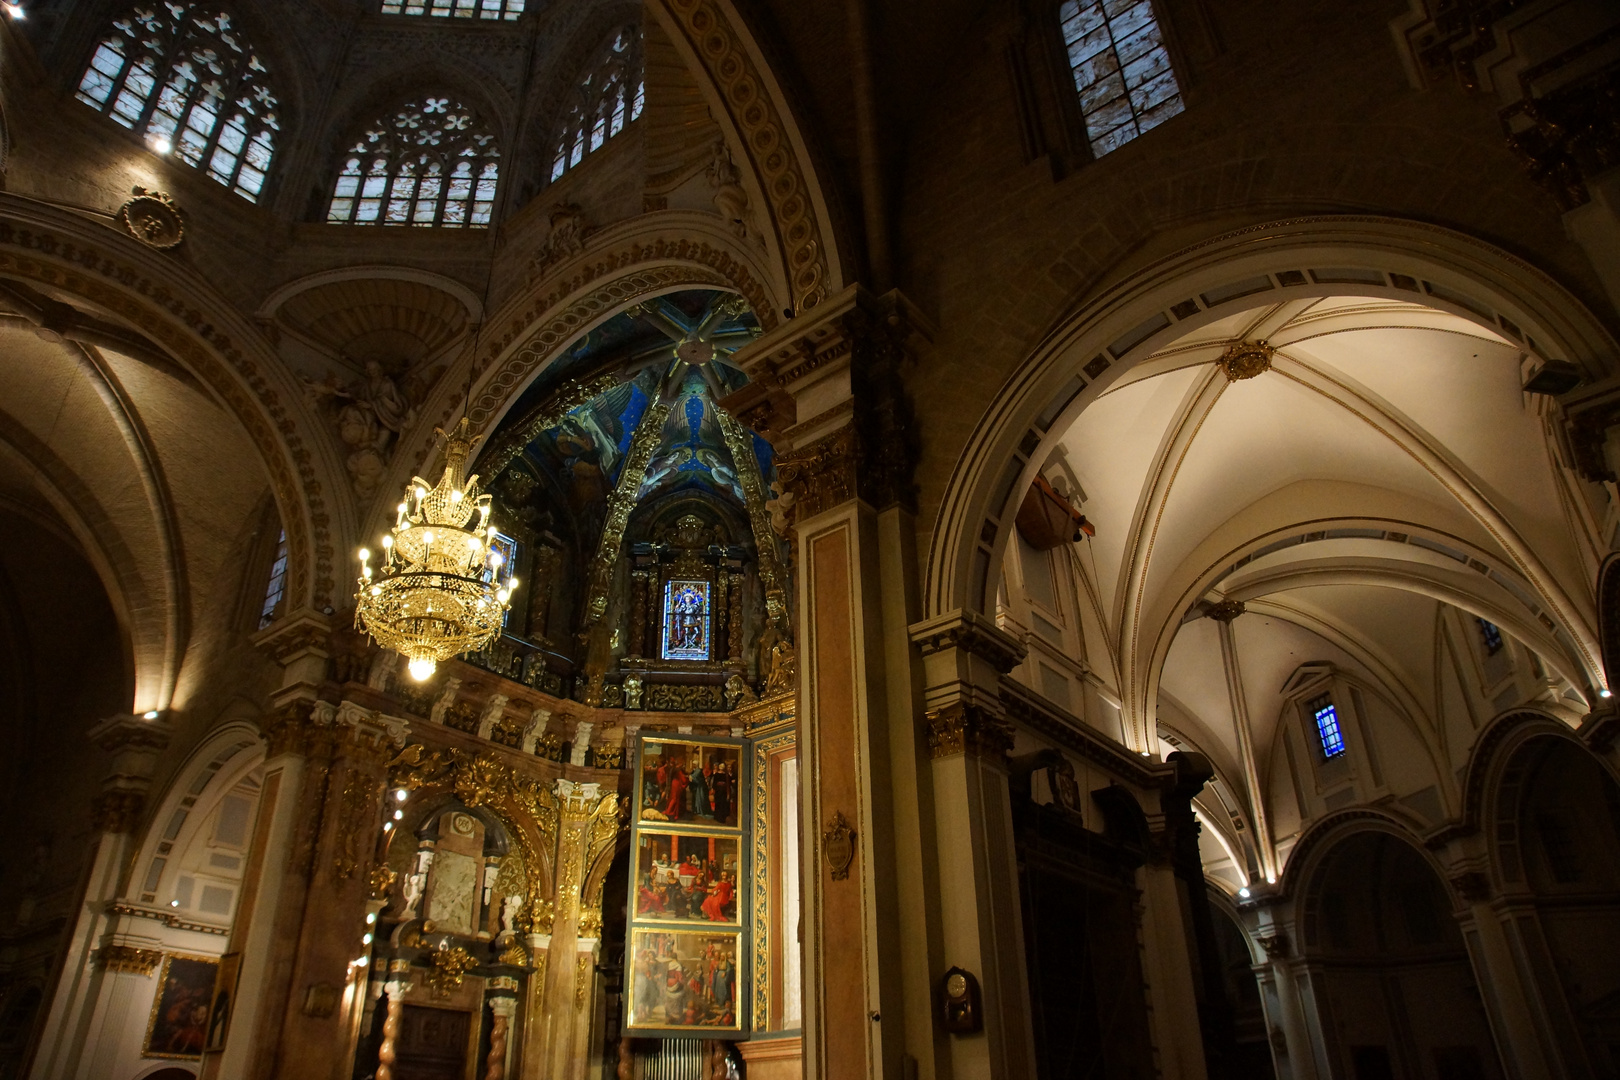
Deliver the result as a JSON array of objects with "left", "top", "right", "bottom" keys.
[
  {"left": 738, "top": 286, "right": 930, "bottom": 1080},
  {"left": 28, "top": 715, "right": 170, "bottom": 1080},
  {"left": 912, "top": 615, "right": 1037, "bottom": 1080},
  {"left": 1251, "top": 929, "right": 1320, "bottom": 1080},
  {"left": 207, "top": 677, "right": 409, "bottom": 1080}
]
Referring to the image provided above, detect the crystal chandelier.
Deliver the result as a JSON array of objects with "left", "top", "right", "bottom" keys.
[{"left": 355, "top": 418, "right": 516, "bottom": 681}]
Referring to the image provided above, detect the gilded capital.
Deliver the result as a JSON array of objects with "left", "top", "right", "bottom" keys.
[
  {"left": 90, "top": 790, "right": 145, "bottom": 833},
  {"left": 925, "top": 703, "right": 1015, "bottom": 760},
  {"left": 96, "top": 943, "right": 163, "bottom": 975}
]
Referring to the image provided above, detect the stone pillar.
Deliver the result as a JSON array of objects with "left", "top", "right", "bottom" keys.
[
  {"left": 1251, "top": 930, "right": 1320, "bottom": 1080},
  {"left": 911, "top": 614, "right": 1036, "bottom": 1080},
  {"left": 28, "top": 715, "right": 170, "bottom": 1080},
  {"left": 739, "top": 285, "right": 930, "bottom": 1080},
  {"left": 1208, "top": 602, "right": 1276, "bottom": 882},
  {"left": 206, "top": 691, "right": 409, "bottom": 1080}
]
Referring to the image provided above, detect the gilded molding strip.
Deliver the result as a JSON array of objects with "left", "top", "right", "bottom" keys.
[
  {"left": 581, "top": 395, "right": 675, "bottom": 626},
  {"left": 751, "top": 727, "right": 794, "bottom": 1031},
  {"left": 660, "top": 0, "right": 832, "bottom": 313},
  {"left": 715, "top": 406, "right": 788, "bottom": 625}
]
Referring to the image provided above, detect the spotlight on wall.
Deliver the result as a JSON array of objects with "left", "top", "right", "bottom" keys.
[
  {"left": 1602, "top": 689, "right": 1613, "bottom": 699},
  {"left": 2, "top": 4, "right": 25, "bottom": 20},
  {"left": 148, "top": 134, "right": 173, "bottom": 155},
  {"left": 1238, "top": 887, "right": 1251, "bottom": 899},
  {"left": 142, "top": 710, "right": 160, "bottom": 720}
]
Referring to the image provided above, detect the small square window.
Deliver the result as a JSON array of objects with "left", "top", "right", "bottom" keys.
[{"left": 1309, "top": 693, "right": 1346, "bottom": 759}]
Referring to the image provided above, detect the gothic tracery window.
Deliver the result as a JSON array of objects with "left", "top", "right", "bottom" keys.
[
  {"left": 379, "top": 0, "right": 523, "bottom": 20},
  {"left": 549, "top": 25, "right": 645, "bottom": 182},
  {"left": 1058, "top": 0, "right": 1183, "bottom": 158},
  {"left": 327, "top": 96, "right": 500, "bottom": 227},
  {"left": 661, "top": 580, "right": 711, "bottom": 661},
  {"left": 75, "top": 2, "right": 280, "bottom": 200}
]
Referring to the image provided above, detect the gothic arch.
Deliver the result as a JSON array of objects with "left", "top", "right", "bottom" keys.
[{"left": 0, "top": 196, "right": 350, "bottom": 617}]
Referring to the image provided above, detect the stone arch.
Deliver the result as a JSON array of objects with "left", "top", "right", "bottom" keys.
[
  {"left": 1454, "top": 707, "right": 1594, "bottom": 850},
  {"left": 0, "top": 196, "right": 348, "bottom": 614},
  {"left": 1275, "top": 807, "right": 1432, "bottom": 900},
  {"left": 371, "top": 221, "right": 781, "bottom": 541},
  {"left": 645, "top": 0, "right": 847, "bottom": 315},
  {"left": 924, "top": 215, "right": 1620, "bottom": 629}
]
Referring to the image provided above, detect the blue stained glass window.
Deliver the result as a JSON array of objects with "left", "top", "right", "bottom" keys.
[
  {"left": 1309, "top": 694, "right": 1346, "bottom": 759},
  {"left": 662, "top": 579, "right": 711, "bottom": 661},
  {"left": 258, "top": 529, "right": 287, "bottom": 629},
  {"left": 1477, "top": 618, "right": 1504, "bottom": 655}
]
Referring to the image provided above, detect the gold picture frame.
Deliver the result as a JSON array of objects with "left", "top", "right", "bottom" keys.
[{"left": 143, "top": 952, "right": 219, "bottom": 1059}]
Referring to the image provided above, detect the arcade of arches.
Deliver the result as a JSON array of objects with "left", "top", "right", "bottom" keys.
[{"left": 1, "top": 0, "right": 1619, "bottom": 1078}]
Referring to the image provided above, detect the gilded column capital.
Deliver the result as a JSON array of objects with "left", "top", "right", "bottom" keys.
[
  {"left": 775, "top": 426, "right": 858, "bottom": 522},
  {"left": 925, "top": 702, "right": 1015, "bottom": 760},
  {"left": 96, "top": 943, "right": 163, "bottom": 975},
  {"left": 89, "top": 790, "right": 146, "bottom": 833}
]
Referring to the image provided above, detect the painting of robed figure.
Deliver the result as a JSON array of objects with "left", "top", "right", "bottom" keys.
[
  {"left": 626, "top": 929, "right": 743, "bottom": 1032},
  {"left": 634, "top": 831, "right": 740, "bottom": 924},
  {"left": 637, "top": 740, "right": 741, "bottom": 828}
]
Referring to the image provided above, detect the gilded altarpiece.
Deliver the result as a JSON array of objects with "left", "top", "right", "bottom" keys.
[{"left": 746, "top": 698, "right": 800, "bottom": 1034}]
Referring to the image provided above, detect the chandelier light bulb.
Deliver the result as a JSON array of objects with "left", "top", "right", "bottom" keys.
[
  {"left": 451, "top": 489, "right": 463, "bottom": 502},
  {"left": 408, "top": 656, "right": 437, "bottom": 681},
  {"left": 366, "top": 912, "right": 377, "bottom": 924},
  {"left": 359, "top": 548, "right": 370, "bottom": 561},
  {"left": 395, "top": 788, "right": 408, "bottom": 802},
  {"left": 382, "top": 535, "right": 393, "bottom": 548}
]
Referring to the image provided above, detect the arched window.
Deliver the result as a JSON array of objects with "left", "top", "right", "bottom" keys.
[
  {"left": 1058, "top": 0, "right": 1183, "bottom": 158},
  {"left": 257, "top": 528, "right": 286, "bottom": 629},
  {"left": 326, "top": 96, "right": 500, "bottom": 227},
  {"left": 75, "top": 3, "right": 280, "bottom": 201},
  {"left": 380, "top": 0, "right": 523, "bottom": 20},
  {"left": 549, "top": 25, "right": 644, "bottom": 182}
]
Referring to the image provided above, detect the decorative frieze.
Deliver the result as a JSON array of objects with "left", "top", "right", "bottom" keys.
[{"left": 96, "top": 944, "right": 163, "bottom": 975}]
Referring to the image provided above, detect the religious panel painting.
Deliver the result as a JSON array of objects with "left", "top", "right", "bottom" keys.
[
  {"left": 144, "top": 954, "right": 218, "bottom": 1058},
  {"left": 637, "top": 739, "right": 741, "bottom": 827},
  {"left": 634, "top": 831, "right": 741, "bottom": 925},
  {"left": 662, "top": 579, "right": 712, "bottom": 661},
  {"left": 626, "top": 929, "right": 744, "bottom": 1032}
]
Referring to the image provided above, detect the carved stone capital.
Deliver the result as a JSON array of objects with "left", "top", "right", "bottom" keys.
[
  {"left": 911, "top": 609, "right": 1027, "bottom": 674},
  {"left": 775, "top": 425, "right": 858, "bottom": 522},
  {"left": 96, "top": 943, "right": 163, "bottom": 975},
  {"left": 252, "top": 609, "right": 333, "bottom": 665},
  {"left": 1258, "top": 932, "right": 1290, "bottom": 959},
  {"left": 925, "top": 702, "right": 1015, "bottom": 760},
  {"left": 1450, "top": 870, "right": 1494, "bottom": 902},
  {"left": 89, "top": 790, "right": 146, "bottom": 833}
]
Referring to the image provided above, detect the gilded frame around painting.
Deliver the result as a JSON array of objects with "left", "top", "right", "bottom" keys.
[
  {"left": 143, "top": 952, "right": 219, "bottom": 1059},
  {"left": 625, "top": 733, "right": 750, "bottom": 1037}
]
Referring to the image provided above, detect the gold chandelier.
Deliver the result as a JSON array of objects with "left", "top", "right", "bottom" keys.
[{"left": 355, "top": 418, "right": 516, "bottom": 681}]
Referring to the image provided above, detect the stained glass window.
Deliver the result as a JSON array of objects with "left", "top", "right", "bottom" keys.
[
  {"left": 258, "top": 529, "right": 287, "bottom": 629},
  {"left": 75, "top": 3, "right": 280, "bottom": 201},
  {"left": 1058, "top": 0, "right": 1183, "bottom": 158},
  {"left": 327, "top": 96, "right": 499, "bottom": 227},
  {"left": 380, "top": 0, "right": 523, "bottom": 20},
  {"left": 1477, "top": 618, "right": 1504, "bottom": 655},
  {"left": 662, "top": 580, "right": 711, "bottom": 661},
  {"left": 1309, "top": 693, "right": 1346, "bottom": 760},
  {"left": 549, "top": 25, "right": 645, "bottom": 181}
]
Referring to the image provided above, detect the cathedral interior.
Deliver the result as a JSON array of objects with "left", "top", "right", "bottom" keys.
[{"left": 1, "top": 0, "right": 1620, "bottom": 1077}]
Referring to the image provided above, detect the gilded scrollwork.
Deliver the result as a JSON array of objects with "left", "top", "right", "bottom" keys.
[
  {"left": 715, "top": 406, "right": 789, "bottom": 625},
  {"left": 581, "top": 397, "right": 674, "bottom": 627}
]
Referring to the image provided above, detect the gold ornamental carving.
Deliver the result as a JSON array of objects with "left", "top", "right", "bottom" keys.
[
  {"left": 499, "top": 940, "right": 530, "bottom": 966},
  {"left": 1217, "top": 340, "right": 1274, "bottom": 382},
  {"left": 97, "top": 944, "right": 163, "bottom": 975},
  {"left": 822, "top": 811, "right": 856, "bottom": 881},
  {"left": 369, "top": 863, "right": 397, "bottom": 901},
  {"left": 333, "top": 767, "right": 373, "bottom": 880},
  {"left": 118, "top": 187, "right": 184, "bottom": 249},
  {"left": 715, "top": 406, "right": 789, "bottom": 625},
  {"left": 581, "top": 397, "right": 675, "bottom": 627},
  {"left": 90, "top": 790, "right": 145, "bottom": 833},
  {"left": 775, "top": 426, "right": 858, "bottom": 522},
  {"left": 925, "top": 703, "right": 1015, "bottom": 760},
  {"left": 574, "top": 953, "right": 591, "bottom": 1011},
  {"left": 426, "top": 946, "right": 477, "bottom": 995}
]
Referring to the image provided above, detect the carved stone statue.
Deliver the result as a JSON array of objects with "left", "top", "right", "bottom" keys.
[
  {"left": 304, "top": 360, "right": 422, "bottom": 497},
  {"left": 500, "top": 894, "right": 523, "bottom": 938},
  {"left": 766, "top": 478, "right": 796, "bottom": 537},
  {"left": 623, "top": 672, "right": 643, "bottom": 710},
  {"left": 724, "top": 673, "right": 758, "bottom": 710},
  {"left": 532, "top": 203, "right": 591, "bottom": 275},
  {"left": 707, "top": 139, "right": 752, "bottom": 240}
]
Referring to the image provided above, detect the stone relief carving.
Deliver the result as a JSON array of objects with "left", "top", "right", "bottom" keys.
[
  {"left": 303, "top": 360, "right": 428, "bottom": 497},
  {"left": 707, "top": 139, "right": 754, "bottom": 242},
  {"left": 531, "top": 204, "right": 595, "bottom": 278}
]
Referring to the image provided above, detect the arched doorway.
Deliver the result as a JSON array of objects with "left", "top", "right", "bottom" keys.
[
  {"left": 1498, "top": 737, "right": 1620, "bottom": 1076},
  {"left": 1300, "top": 831, "right": 1498, "bottom": 1080},
  {"left": 1207, "top": 902, "right": 1275, "bottom": 1078}
]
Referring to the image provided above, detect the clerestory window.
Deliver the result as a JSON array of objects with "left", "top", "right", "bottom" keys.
[
  {"left": 75, "top": 3, "right": 280, "bottom": 201},
  {"left": 549, "top": 24, "right": 645, "bottom": 182},
  {"left": 326, "top": 96, "right": 500, "bottom": 227},
  {"left": 1058, "top": 0, "right": 1183, "bottom": 158},
  {"left": 380, "top": 0, "right": 523, "bottom": 19},
  {"left": 258, "top": 529, "right": 287, "bottom": 629},
  {"left": 1308, "top": 693, "right": 1347, "bottom": 760}
]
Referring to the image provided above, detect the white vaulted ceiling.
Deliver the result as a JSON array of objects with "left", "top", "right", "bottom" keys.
[{"left": 1027, "top": 293, "right": 1602, "bottom": 885}]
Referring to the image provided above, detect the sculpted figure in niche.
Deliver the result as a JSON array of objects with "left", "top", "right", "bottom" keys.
[
  {"left": 724, "top": 673, "right": 757, "bottom": 710},
  {"left": 756, "top": 621, "right": 797, "bottom": 695},
  {"left": 304, "top": 359, "right": 422, "bottom": 497},
  {"left": 624, "top": 672, "right": 644, "bottom": 710},
  {"left": 707, "top": 139, "right": 752, "bottom": 241}
]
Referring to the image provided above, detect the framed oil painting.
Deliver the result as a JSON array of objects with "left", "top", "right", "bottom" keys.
[
  {"left": 633, "top": 831, "right": 741, "bottom": 925},
  {"left": 636, "top": 739, "right": 742, "bottom": 828},
  {"left": 144, "top": 953, "right": 218, "bottom": 1058},
  {"left": 625, "top": 929, "right": 744, "bottom": 1033}
]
